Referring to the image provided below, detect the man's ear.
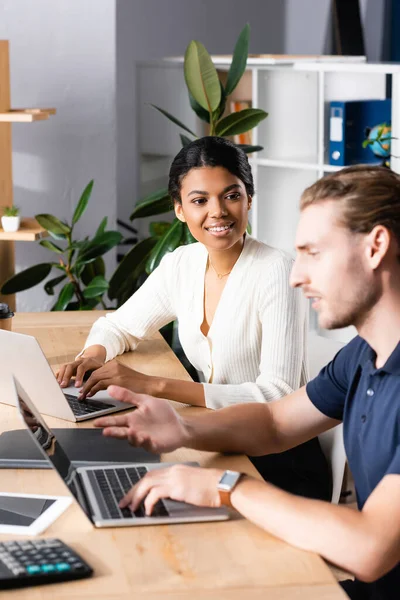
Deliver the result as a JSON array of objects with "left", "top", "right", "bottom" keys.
[
  {"left": 174, "top": 202, "right": 186, "bottom": 222},
  {"left": 366, "top": 225, "right": 391, "bottom": 269}
]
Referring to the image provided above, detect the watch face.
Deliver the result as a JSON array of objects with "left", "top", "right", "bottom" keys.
[{"left": 218, "top": 470, "right": 241, "bottom": 491}]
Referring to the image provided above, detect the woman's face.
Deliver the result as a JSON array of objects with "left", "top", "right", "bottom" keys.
[{"left": 174, "top": 166, "right": 251, "bottom": 250}]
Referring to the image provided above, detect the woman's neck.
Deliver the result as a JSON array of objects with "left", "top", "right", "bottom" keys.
[{"left": 207, "top": 236, "right": 245, "bottom": 276}]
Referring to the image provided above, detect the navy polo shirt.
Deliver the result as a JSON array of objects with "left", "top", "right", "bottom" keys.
[{"left": 307, "top": 335, "right": 400, "bottom": 599}]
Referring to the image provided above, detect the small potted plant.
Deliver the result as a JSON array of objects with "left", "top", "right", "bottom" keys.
[{"left": 1, "top": 206, "right": 21, "bottom": 232}]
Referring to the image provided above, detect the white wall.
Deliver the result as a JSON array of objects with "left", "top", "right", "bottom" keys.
[{"left": 0, "top": 0, "right": 116, "bottom": 311}]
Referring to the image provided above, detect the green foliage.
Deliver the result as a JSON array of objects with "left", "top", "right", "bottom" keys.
[
  {"left": 0, "top": 181, "right": 121, "bottom": 311},
  {"left": 184, "top": 41, "right": 221, "bottom": 115},
  {"left": 215, "top": 108, "right": 268, "bottom": 137},
  {"left": 123, "top": 24, "right": 268, "bottom": 296},
  {"left": 108, "top": 237, "right": 158, "bottom": 305},
  {"left": 2, "top": 206, "right": 20, "bottom": 217}
]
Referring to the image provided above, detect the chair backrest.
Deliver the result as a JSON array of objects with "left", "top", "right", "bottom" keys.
[{"left": 308, "top": 333, "right": 347, "bottom": 504}]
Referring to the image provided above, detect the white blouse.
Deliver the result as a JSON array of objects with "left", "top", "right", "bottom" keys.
[{"left": 81, "top": 235, "right": 309, "bottom": 409}]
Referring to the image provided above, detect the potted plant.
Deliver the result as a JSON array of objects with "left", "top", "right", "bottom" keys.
[
  {"left": 0, "top": 181, "right": 123, "bottom": 310},
  {"left": 1, "top": 206, "right": 20, "bottom": 233}
]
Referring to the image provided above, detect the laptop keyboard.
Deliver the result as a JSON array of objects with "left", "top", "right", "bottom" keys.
[
  {"left": 93, "top": 466, "right": 169, "bottom": 520},
  {"left": 64, "top": 393, "right": 113, "bottom": 416}
]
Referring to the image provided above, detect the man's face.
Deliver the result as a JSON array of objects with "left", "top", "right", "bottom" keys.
[{"left": 290, "top": 201, "right": 379, "bottom": 330}]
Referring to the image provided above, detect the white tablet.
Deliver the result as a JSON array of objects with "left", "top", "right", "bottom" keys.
[{"left": 0, "top": 492, "right": 72, "bottom": 535}]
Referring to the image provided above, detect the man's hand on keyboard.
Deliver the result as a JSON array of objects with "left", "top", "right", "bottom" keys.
[
  {"left": 119, "top": 465, "right": 223, "bottom": 516},
  {"left": 93, "top": 385, "right": 188, "bottom": 453}
]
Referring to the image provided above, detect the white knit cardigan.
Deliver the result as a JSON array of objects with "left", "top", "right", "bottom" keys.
[{"left": 80, "top": 235, "right": 309, "bottom": 409}]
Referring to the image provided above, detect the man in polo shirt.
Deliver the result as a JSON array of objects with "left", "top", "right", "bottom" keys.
[{"left": 95, "top": 165, "right": 400, "bottom": 599}]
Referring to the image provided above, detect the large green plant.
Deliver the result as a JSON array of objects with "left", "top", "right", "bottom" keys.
[
  {"left": 109, "top": 24, "right": 268, "bottom": 306},
  {"left": 0, "top": 181, "right": 122, "bottom": 310}
]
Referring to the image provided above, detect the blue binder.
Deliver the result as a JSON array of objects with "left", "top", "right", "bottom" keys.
[{"left": 329, "top": 99, "right": 391, "bottom": 166}]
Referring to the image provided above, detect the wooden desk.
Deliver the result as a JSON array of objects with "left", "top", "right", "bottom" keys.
[{"left": 0, "top": 312, "right": 345, "bottom": 599}]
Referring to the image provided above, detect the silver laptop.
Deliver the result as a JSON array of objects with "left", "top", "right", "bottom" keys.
[
  {"left": 13, "top": 376, "right": 229, "bottom": 527},
  {"left": 0, "top": 329, "right": 129, "bottom": 422}
]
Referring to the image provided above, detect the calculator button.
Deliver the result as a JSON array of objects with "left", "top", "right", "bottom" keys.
[
  {"left": 56, "top": 562, "right": 71, "bottom": 571},
  {"left": 41, "top": 564, "right": 56, "bottom": 573},
  {"left": 26, "top": 565, "right": 41, "bottom": 574}
]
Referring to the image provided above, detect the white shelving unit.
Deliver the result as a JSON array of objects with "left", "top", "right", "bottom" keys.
[{"left": 137, "top": 58, "right": 400, "bottom": 343}]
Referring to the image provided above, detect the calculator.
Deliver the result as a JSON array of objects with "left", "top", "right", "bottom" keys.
[{"left": 0, "top": 538, "right": 93, "bottom": 589}]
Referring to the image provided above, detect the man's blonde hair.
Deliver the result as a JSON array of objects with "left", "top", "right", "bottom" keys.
[{"left": 300, "top": 165, "right": 400, "bottom": 249}]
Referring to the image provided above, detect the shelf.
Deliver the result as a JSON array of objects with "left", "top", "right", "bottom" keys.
[
  {"left": 256, "top": 158, "right": 320, "bottom": 171},
  {"left": 0, "top": 217, "right": 49, "bottom": 241},
  {"left": 0, "top": 108, "right": 56, "bottom": 122},
  {"left": 323, "top": 164, "right": 347, "bottom": 173}
]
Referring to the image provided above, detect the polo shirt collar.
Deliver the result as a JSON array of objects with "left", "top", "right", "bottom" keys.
[{"left": 361, "top": 339, "right": 400, "bottom": 375}]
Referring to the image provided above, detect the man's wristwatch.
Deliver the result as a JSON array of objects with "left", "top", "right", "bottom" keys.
[{"left": 217, "top": 470, "right": 243, "bottom": 507}]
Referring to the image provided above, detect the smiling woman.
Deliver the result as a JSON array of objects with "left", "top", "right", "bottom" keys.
[{"left": 57, "top": 137, "right": 332, "bottom": 501}]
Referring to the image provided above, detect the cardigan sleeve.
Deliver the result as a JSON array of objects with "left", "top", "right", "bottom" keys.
[
  {"left": 78, "top": 250, "right": 178, "bottom": 362},
  {"left": 202, "top": 256, "right": 308, "bottom": 408}
]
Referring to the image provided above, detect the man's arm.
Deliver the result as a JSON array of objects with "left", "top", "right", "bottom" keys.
[
  {"left": 120, "top": 462, "right": 400, "bottom": 583},
  {"left": 230, "top": 473, "right": 400, "bottom": 582},
  {"left": 93, "top": 385, "right": 338, "bottom": 456}
]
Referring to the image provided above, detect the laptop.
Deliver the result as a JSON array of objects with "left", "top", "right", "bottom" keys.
[
  {"left": 13, "top": 376, "right": 229, "bottom": 527},
  {"left": 0, "top": 329, "right": 131, "bottom": 422}
]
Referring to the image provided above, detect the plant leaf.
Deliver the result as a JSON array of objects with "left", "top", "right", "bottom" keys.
[
  {"left": 83, "top": 275, "right": 109, "bottom": 299},
  {"left": 35, "top": 214, "right": 71, "bottom": 236},
  {"left": 146, "top": 218, "right": 184, "bottom": 274},
  {"left": 0, "top": 263, "right": 52, "bottom": 295},
  {"left": 108, "top": 237, "right": 157, "bottom": 300},
  {"left": 215, "top": 108, "right": 268, "bottom": 137},
  {"left": 149, "top": 221, "right": 171, "bottom": 238},
  {"left": 130, "top": 189, "right": 172, "bottom": 220},
  {"left": 44, "top": 274, "right": 67, "bottom": 296},
  {"left": 225, "top": 24, "right": 250, "bottom": 95},
  {"left": 149, "top": 104, "right": 196, "bottom": 136},
  {"left": 184, "top": 40, "right": 221, "bottom": 112},
  {"left": 96, "top": 216, "right": 108, "bottom": 236},
  {"left": 188, "top": 91, "right": 210, "bottom": 123},
  {"left": 237, "top": 143, "right": 263, "bottom": 154},
  {"left": 180, "top": 134, "right": 194, "bottom": 147},
  {"left": 80, "top": 256, "right": 106, "bottom": 285},
  {"left": 39, "top": 239, "right": 64, "bottom": 254},
  {"left": 72, "top": 180, "right": 94, "bottom": 225},
  {"left": 52, "top": 282, "right": 75, "bottom": 311},
  {"left": 78, "top": 231, "right": 122, "bottom": 263},
  {"left": 215, "top": 80, "right": 227, "bottom": 120},
  {"left": 0, "top": 263, "right": 53, "bottom": 294},
  {"left": 183, "top": 224, "right": 196, "bottom": 245}
]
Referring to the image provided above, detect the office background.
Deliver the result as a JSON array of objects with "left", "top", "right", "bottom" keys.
[{"left": 0, "top": 0, "right": 392, "bottom": 311}]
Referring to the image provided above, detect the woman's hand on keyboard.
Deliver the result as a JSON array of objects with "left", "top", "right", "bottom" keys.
[
  {"left": 119, "top": 465, "right": 223, "bottom": 515},
  {"left": 77, "top": 361, "right": 154, "bottom": 400},
  {"left": 56, "top": 356, "right": 105, "bottom": 389},
  {"left": 93, "top": 385, "right": 188, "bottom": 453}
]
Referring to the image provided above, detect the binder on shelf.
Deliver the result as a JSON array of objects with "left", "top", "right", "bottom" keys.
[{"left": 329, "top": 99, "right": 391, "bottom": 166}]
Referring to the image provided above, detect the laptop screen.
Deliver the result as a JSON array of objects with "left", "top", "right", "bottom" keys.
[{"left": 14, "top": 377, "right": 90, "bottom": 518}]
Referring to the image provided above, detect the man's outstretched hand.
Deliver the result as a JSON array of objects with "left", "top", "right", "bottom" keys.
[{"left": 93, "top": 385, "right": 188, "bottom": 454}]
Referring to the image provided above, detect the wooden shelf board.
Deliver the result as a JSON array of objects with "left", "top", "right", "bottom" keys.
[
  {"left": 0, "top": 217, "right": 49, "bottom": 241},
  {"left": 0, "top": 108, "right": 56, "bottom": 123}
]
